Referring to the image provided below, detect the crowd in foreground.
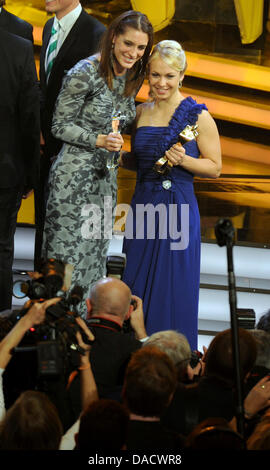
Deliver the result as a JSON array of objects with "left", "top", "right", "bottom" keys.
[{"left": 0, "top": 276, "right": 270, "bottom": 451}]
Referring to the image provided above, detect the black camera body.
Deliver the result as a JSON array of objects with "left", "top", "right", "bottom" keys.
[{"left": 12, "top": 259, "right": 92, "bottom": 378}]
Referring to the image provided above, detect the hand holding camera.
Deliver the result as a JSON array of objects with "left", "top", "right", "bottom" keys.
[{"left": 129, "top": 295, "right": 148, "bottom": 341}]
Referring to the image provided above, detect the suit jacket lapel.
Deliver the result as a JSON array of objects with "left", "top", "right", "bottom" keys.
[
  {"left": 43, "top": 22, "right": 52, "bottom": 52},
  {"left": 40, "top": 18, "right": 53, "bottom": 85}
]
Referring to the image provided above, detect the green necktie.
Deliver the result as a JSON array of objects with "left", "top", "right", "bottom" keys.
[{"left": 46, "top": 22, "right": 59, "bottom": 81}]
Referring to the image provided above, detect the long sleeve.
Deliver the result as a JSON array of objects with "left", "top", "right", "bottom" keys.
[
  {"left": 51, "top": 59, "right": 104, "bottom": 151},
  {"left": 59, "top": 419, "right": 80, "bottom": 450}
]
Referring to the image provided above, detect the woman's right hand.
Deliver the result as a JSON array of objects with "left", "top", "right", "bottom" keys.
[
  {"left": 96, "top": 132, "right": 124, "bottom": 152},
  {"left": 165, "top": 143, "right": 185, "bottom": 166}
]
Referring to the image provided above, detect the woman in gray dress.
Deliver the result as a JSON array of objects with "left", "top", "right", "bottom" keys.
[{"left": 42, "top": 11, "right": 153, "bottom": 312}]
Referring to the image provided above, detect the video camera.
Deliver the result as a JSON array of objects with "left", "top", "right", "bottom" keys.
[{"left": 11, "top": 258, "right": 93, "bottom": 378}]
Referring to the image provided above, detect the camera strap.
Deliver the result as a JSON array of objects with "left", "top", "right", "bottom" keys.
[{"left": 87, "top": 317, "right": 122, "bottom": 333}]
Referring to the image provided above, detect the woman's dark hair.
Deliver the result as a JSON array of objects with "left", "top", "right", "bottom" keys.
[
  {"left": 123, "top": 346, "right": 177, "bottom": 417},
  {"left": 185, "top": 417, "right": 245, "bottom": 450},
  {"left": 256, "top": 309, "right": 270, "bottom": 333},
  {"left": 76, "top": 399, "right": 129, "bottom": 450},
  {"left": 247, "top": 415, "right": 270, "bottom": 450},
  {"left": 99, "top": 10, "right": 154, "bottom": 97},
  {"left": 204, "top": 328, "right": 257, "bottom": 386},
  {"left": 0, "top": 390, "right": 63, "bottom": 450}
]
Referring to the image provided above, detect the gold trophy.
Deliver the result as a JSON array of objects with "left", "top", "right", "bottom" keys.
[{"left": 153, "top": 124, "right": 199, "bottom": 176}]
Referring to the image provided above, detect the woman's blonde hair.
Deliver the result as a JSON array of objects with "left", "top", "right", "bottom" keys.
[{"left": 149, "top": 40, "right": 187, "bottom": 74}]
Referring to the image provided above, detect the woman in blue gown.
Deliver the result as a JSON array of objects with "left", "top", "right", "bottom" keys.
[{"left": 121, "top": 41, "right": 222, "bottom": 350}]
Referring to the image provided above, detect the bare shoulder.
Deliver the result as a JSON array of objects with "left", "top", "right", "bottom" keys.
[
  {"left": 197, "top": 108, "right": 215, "bottom": 123},
  {"left": 136, "top": 101, "right": 153, "bottom": 123},
  {"left": 197, "top": 109, "right": 218, "bottom": 132},
  {"left": 136, "top": 102, "right": 151, "bottom": 116},
  {"left": 134, "top": 103, "right": 149, "bottom": 127}
]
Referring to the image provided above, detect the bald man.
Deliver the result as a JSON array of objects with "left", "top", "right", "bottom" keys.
[
  {"left": 86, "top": 277, "right": 147, "bottom": 339},
  {"left": 68, "top": 278, "right": 148, "bottom": 414}
]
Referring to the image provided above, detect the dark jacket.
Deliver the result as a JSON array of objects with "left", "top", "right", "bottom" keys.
[
  {"left": 162, "top": 376, "right": 236, "bottom": 436},
  {"left": 87, "top": 317, "right": 142, "bottom": 399},
  {"left": 66, "top": 317, "right": 142, "bottom": 429},
  {"left": 0, "top": 29, "right": 39, "bottom": 189},
  {"left": 0, "top": 7, "right": 33, "bottom": 42},
  {"left": 127, "top": 420, "right": 184, "bottom": 450}
]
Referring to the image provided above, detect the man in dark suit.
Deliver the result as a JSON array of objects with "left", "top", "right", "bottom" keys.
[
  {"left": 35, "top": 0, "right": 106, "bottom": 263},
  {"left": 0, "top": 1, "right": 33, "bottom": 42},
  {"left": 0, "top": 29, "right": 40, "bottom": 312}
]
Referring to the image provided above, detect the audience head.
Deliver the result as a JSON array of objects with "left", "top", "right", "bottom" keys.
[
  {"left": 123, "top": 345, "right": 177, "bottom": 418},
  {"left": 185, "top": 417, "right": 245, "bottom": 450},
  {"left": 204, "top": 328, "right": 257, "bottom": 386},
  {"left": 144, "top": 330, "right": 192, "bottom": 381},
  {"left": 0, "top": 390, "right": 63, "bottom": 450},
  {"left": 99, "top": 10, "right": 154, "bottom": 95},
  {"left": 86, "top": 277, "right": 133, "bottom": 323},
  {"left": 247, "top": 414, "right": 270, "bottom": 450},
  {"left": 256, "top": 309, "right": 270, "bottom": 334},
  {"left": 249, "top": 329, "right": 270, "bottom": 370},
  {"left": 75, "top": 399, "right": 129, "bottom": 450}
]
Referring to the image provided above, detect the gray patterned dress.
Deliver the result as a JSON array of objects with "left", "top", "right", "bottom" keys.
[{"left": 42, "top": 55, "right": 136, "bottom": 313}]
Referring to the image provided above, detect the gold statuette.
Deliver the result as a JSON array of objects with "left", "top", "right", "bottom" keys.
[{"left": 153, "top": 124, "right": 199, "bottom": 176}]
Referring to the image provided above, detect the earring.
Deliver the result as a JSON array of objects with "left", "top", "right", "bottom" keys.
[
  {"left": 110, "top": 43, "right": 115, "bottom": 70},
  {"left": 137, "top": 58, "right": 143, "bottom": 74},
  {"left": 179, "top": 81, "right": 182, "bottom": 88}
]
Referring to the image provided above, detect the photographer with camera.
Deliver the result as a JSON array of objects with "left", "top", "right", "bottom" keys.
[
  {"left": 0, "top": 299, "right": 99, "bottom": 450},
  {"left": 67, "top": 277, "right": 148, "bottom": 414},
  {"left": 86, "top": 277, "right": 148, "bottom": 396},
  {"left": 3, "top": 258, "right": 100, "bottom": 432},
  {"left": 0, "top": 298, "right": 60, "bottom": 420},
  {"left": 144, "top": 330, "right": 207, "bottom": 384}
]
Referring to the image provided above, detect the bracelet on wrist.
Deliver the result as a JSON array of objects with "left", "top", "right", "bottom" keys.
[{"left": 78, "top": 363, "right": 90, "bottom": 371}]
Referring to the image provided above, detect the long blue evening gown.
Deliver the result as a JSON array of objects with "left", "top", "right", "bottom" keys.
[{"left": 122, "top": 97, "right": 207, "bottom": 350}]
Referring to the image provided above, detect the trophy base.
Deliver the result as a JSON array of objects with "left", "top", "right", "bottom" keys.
[{"left": 153, "top": 157, "right": 173, "bottom": 175}]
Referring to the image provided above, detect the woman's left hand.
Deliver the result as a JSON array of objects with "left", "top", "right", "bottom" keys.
[{"left": 165, "top": 143, "right": 185, "bottom": 166}]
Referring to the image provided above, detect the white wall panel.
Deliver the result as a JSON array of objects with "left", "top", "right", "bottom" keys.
[{"left": 13, "top": 228, "right": 270, "bottom": 334}]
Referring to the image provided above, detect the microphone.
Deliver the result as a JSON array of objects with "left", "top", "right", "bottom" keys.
[{"left": 215, "top": 218, "right": 235, "bottom": 247}]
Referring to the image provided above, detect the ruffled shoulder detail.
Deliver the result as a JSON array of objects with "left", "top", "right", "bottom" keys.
[
  {"left": 154, "top": 97, "right": 208, "bottom": 157},
  {"left": 171, "top": 96, "right": 208, "bottom": 127}
]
